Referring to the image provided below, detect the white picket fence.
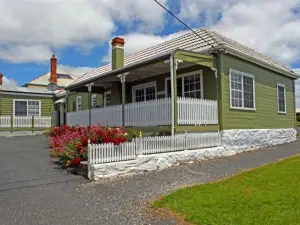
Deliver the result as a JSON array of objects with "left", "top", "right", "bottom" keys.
[
  {"left": 0, "top": 115, "right": 10, "bottom": 128},
  {"left": 177, "top": 97, "right": 218, "bottom": 125},
  {"left": 34, "top": 116, "right": 52, "bottom": 128},
  {"left": 67, "top": 97, "right": 218, "bottom": 127},
  {"left": 0, "top": 115, "right": 52, "bottom": 129},
  {"left": 14, "top": 116, "right": 32, "bottom": 128},
  {"left": 88, "top": 132, "right": 221, "bottom": 165}
]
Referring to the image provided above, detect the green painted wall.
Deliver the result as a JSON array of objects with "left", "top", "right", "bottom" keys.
[
  {"left": 0, "top": 94, "right": 54, "bottom": 116},
  {"left": 220, "top": 54, "right": 295, "bottom": 129},
  {"left": 67, "top": 92, "right": 103, "bottom": 112}
]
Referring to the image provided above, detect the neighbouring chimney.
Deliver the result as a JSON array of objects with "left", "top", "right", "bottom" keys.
[
  {"left": 0, "top": 73, "right": 3, "bottom": 85},
  {"left": 50, "top": 55, "right": 57, "bottom": 84},
  {"left": 111, "top": 37, "right": 125, "bottom": 70}
]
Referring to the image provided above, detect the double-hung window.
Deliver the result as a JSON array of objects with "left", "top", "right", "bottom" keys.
[
  {"left": 132, "top": 82, "right": 156, "bottom": 102},
  {"left": 229, "top": 69, "right": 255, "bottom": 110},
  {"left": 277, "top": 83, "right": 286, "bottom": 113},
  {"left": 14, "top": 100, "right": 40, "bottom": 117},
  {"left": 166, "top": 71, "right": 203, "bottom": 98},
  {"left": 91, "top": 94, "right": 97, "bottom": 108},
  {"left": 76, "top": 96, "right": 82, "bottom": 111},
  {"left": 104, "top": 91, "right": 111, "bottom": 107}
]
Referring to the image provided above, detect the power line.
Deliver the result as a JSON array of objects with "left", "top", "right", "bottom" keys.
[{"left": 153, "top": 0, "right": 215, "bottom": 49}]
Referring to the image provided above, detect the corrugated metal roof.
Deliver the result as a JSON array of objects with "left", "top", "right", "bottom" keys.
[{"left": 68, "top": 28, "right": 297, "bottom": 88}]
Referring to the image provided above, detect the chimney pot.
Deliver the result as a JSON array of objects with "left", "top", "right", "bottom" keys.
[
  {"left": 0, "top": 73, "right": 3, "bottom": 86},
  {"left": 50, "top": 55, "right": 57, "bottom": 84},
  {"left": 111, "top": 37, "right": 125, "bottom": 46}
]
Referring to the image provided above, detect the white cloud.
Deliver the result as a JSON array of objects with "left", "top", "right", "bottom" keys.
[
  {"left": 0, "top": 0, "right": 167, "bottom": 63},
  {"left": 0, "top": 44, "right": 52, "bottom": 63},
  {"left": 178, "top": 0, "right": 300, "bottom": 66},
  {"left": 58, "top": 64, "right": 95, "bottom": 77},
  {"left": 101, "top": 30, "right": 189, "bottom": 63},
  {"left": 2, "top": 76, "right": 18, "bottom": 86}
]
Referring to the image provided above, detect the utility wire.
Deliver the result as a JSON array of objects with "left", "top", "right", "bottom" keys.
[{"left": 153, "top": 0, "right": 215, "bottom": 49}]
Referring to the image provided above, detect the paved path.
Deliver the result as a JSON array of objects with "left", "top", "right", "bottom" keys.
[{"left": 0, "top": 135, "right": 299, "bottom": 225}]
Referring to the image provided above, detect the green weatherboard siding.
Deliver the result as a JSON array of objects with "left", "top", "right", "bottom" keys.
[
  {"left": 221, "top": 54, "right": 295, "bottom": 129},
  {"left": 0, "top": 95, "right": 53, "bottom": 116}
]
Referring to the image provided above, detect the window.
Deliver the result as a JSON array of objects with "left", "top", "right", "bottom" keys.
[
  {"left": 132, "top": 82, "right": 156, "bottom": 102},
  {"left": 277, "top": 83, "right": 286, "bottom": 113},
  {"left": 14, "top": 100, "right": 40, "bottom": 117},
  {"left": 76, "top": 96, "right": 82, "bottom": 111},
  {"left": 166, "top": 71, "right": 203, "bottom": 98},
  {"left": 104, "top": 91, "right": 111, "bottom": 107},
  {"left": 229, "top": 69, "right": 255, "bottom": 110},
  {"left": 92, "top": 94, "right": 97, "bottom": 108}
]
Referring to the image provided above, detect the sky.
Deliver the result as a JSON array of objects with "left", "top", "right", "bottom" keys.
[{"left": 1, "top": 0, "right": 300, "bottom": 105}]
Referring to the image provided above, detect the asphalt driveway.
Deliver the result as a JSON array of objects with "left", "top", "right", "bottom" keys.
[{"left": 0, "top": 135, "right": 299, "bottom": 225}]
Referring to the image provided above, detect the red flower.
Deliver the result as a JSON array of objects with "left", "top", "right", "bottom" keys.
[{"left": 71, "top": 157, "right": 81, "bottom": 166}]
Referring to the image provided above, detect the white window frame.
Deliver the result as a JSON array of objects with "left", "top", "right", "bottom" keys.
[
  {"left": 229, "top": 69, "right": 256, "bottom": 110},
  {"left": 76, "top": 96, "right": 82, "bottom": 111},
  {"left": 165, "top": 70, "right": 204, "bottom": 98},
  {"left": 91, "top": 94, "right": 97, "bottom": 108},
  {"left": 13, "top": 99, "right": 41, "bottom": 117},
  {"left": 132, "top": 81, "right": 157, "bottom": 102},
  {"left": 104, "top": 91, "right": 111, "bottom": 107},
  {"left": 277, "top": 83, "right": 286, "bottom": 113}
]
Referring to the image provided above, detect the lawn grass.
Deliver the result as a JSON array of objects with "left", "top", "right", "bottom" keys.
[{"left": 154, "top": 156, "right": 300, "bottom": 225}]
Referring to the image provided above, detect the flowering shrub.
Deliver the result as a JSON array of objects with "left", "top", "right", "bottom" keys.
[{"left": 49, "top": 124, "right": 128, "bottom": 168}]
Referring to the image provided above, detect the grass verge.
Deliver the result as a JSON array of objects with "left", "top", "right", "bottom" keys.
[{"left": 154, "top": 156, "right": 300, "bottom": 225}]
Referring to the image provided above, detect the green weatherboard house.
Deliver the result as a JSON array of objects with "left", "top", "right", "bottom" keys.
[
  {"left": 0, "top": 56, "right": 76, "bottom": 132},
  {"left": 55, "top": 29, "right": 300, "bottom": 149}
]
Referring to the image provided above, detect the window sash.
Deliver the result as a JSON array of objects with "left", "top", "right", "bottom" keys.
[
  {"left": 76, "top": 96, "right": 82, "bottom": 111},
  {"left": 229, "top": 69, "right": 255, "bottom": 110},
  {"left": 14, "top": 100, "right": 40, "bottom": 117},
  {"left": 277, "top": 84, "right": 286, "bottom": 113},
  {"left": 91, "top": 94, "right": 97, "bottom": 108},
  {"left": 104, "top": 91, "right": 111, "bottom": 107},
  {"left": 132, "top": 82, "right": 156, "bottom": 102},
  {"left": 166, "top": 71, "right": 203, "bottom": 98}
]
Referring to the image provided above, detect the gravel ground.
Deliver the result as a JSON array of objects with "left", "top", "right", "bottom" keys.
[{"left": 0, "top": 135, "right": 299, "bottom": 225}]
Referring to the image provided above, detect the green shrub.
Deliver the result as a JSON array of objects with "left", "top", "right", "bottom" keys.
[{"left": 126, "top": 129, "right": 143, "bottom": 141}]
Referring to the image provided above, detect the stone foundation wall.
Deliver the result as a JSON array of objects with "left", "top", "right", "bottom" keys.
[{"left": 222, "top": 128, "right": 297, "bottom": 153}]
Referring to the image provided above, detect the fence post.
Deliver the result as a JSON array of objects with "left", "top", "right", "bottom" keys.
[
  {"left": 32, "top": 116, "right": 34, "bottom": 133},
  {"left": 87, "top": 139, "right": 91, "bottom": 179},
  {"left": 185, "top": 130, "right": 188, "bottom": 150},
  {"left": 10, "top": 115, "right": 13, "bottom": 133},
  {"left": 138, "top": 131, "right": 143, "bottom": 155}
]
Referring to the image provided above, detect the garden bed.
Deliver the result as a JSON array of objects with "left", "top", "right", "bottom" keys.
[{"left": 48, "top": 124, "right": 170, "bottom": 171}]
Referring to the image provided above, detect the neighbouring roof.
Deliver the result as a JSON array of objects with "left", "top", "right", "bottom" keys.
[
  {"left": 68, "top": 28, "right": 299, "bottom": 89},
  {"left": 296, "top": 108, "right": 300, "bottom": 113},
  {"left": 0, "top": 85, "right": 55, "bottom": 95},
  {"left": 24, "top": 69, "right": 78, "bottom": 88}
]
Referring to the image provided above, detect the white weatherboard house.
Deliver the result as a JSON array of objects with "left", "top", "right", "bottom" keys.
[{"left": 56, "top": 28, "right": 298, "bottom": 179}]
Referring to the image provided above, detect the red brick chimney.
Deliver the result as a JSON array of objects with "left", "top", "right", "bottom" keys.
[
  {"left": 0, "top": 73, "right": 3, "bottom": 85},
  {"left": 50, "top": 55, "right": 57, "bottom": 84}
]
